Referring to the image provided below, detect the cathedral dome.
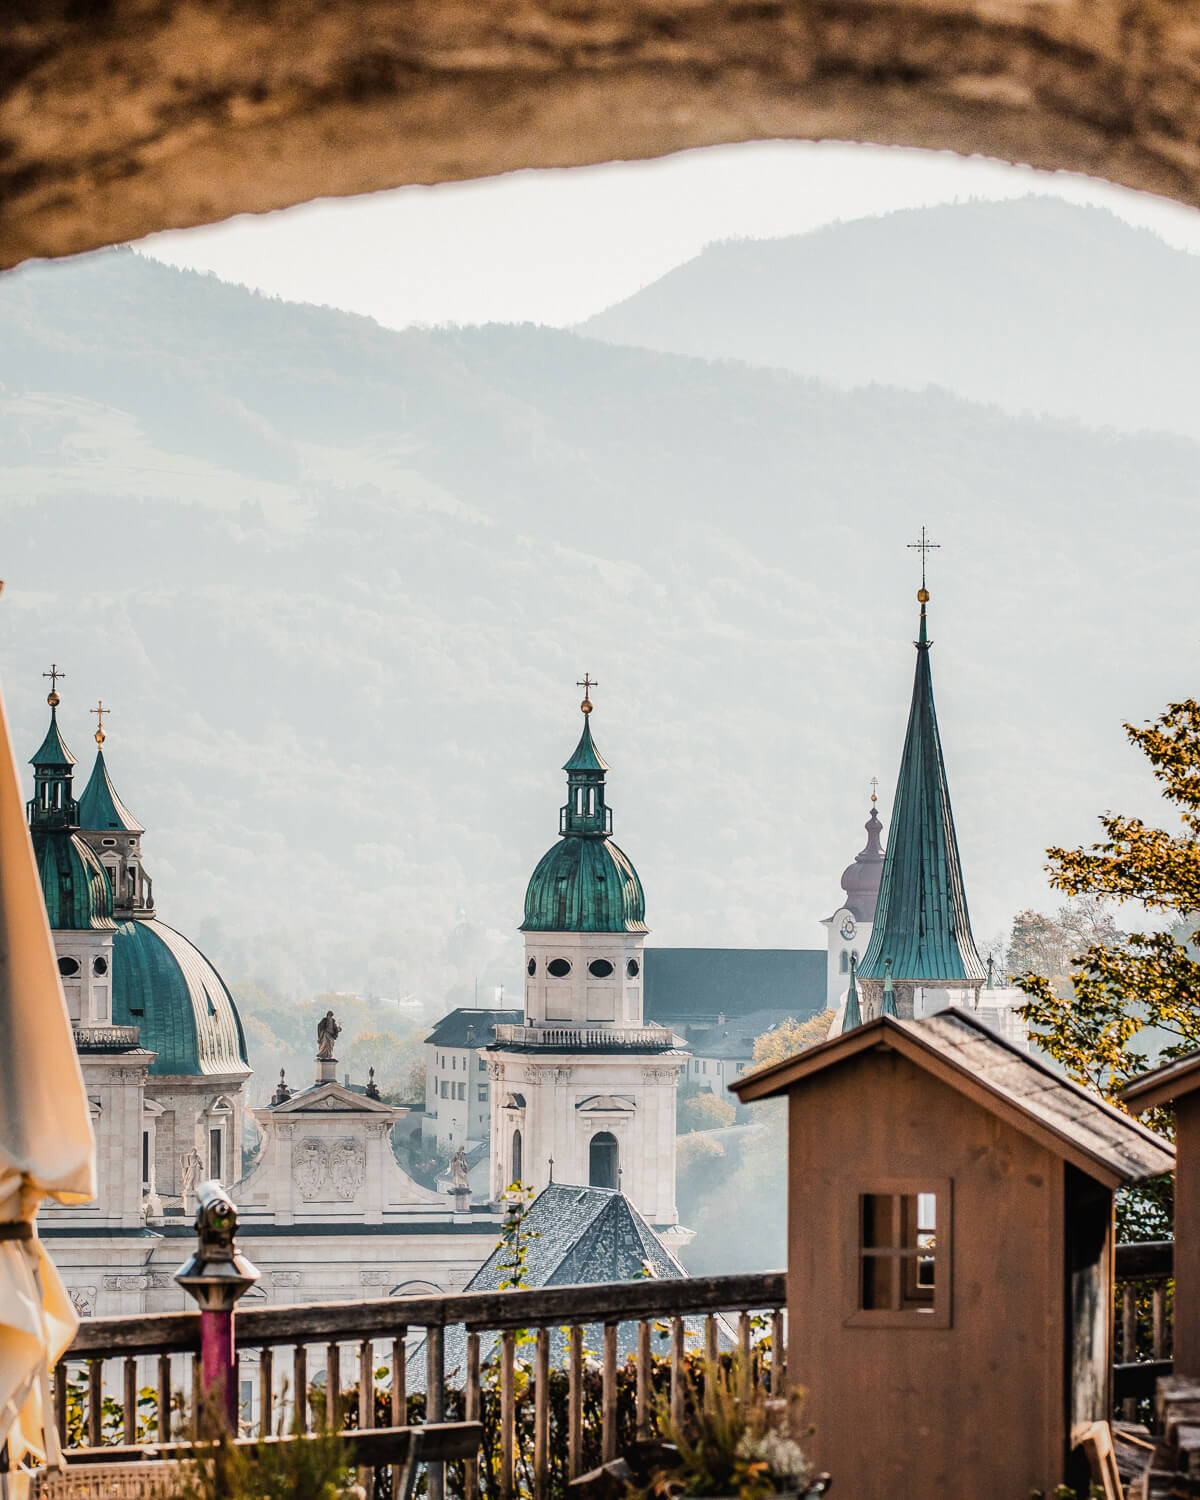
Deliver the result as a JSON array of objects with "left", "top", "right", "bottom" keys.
[
  {"left": 35, "top": 832, "right": 115, "bottom": 930},
  {"left": 112, "top": 917, "right": 249, "bottom": 1077},
  {"left": 522, "top": 835, "right": 647, "bottom": 933},
  {"left": 520, "top": 705, "right": 648, "bottom": 934},
  {"left": 840, "top": 804, "right": 885, "bottom": 922}
]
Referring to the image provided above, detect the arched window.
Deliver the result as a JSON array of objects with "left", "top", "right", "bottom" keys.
[
  {"left": 840, "top": 951, "right": 849, "bottom": 973},
  {"left": 511, "top": 1128, "right": 523, "bottom": 1186},
  {"left": 589, "top": 1131, "right": 619, "bottom": 1190}
]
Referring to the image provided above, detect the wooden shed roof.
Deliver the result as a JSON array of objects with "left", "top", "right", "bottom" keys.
[
  {"left": 1121, "top": 1049, "right": 1200, "bottom": 1113},
  {"left": 732, "top": 1009, "right": 1173, "bottom": 1189}
]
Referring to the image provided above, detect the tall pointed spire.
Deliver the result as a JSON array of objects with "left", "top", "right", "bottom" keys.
[
  {"left": 859, "top": 559, "right": 985, "bottom": 997},
  {"left": 28, "top": 673, "right": 78, "bottom": 832},
  {"left": 842, "top": 955, "right": 862, "bottom": 1031}
]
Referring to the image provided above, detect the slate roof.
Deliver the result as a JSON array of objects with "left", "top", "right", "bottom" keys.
[
  {"left": 688, "top": 1008, "right": 810, "bottom": 1061},
  {"left": 858, "top": 596, "right": 985, "bottom": 984},
  {"left": 424, "top": 1006, "right": 523, "bottom": 1049},
  {"left": 78, "top": 749, "right": 144, "bottom": 832},
  {"left": 734, "top": 1009, "right": 1173, "bottom": 1187},
  {"left": 644, "top": 948, "right": 826, "bottom": 1026},
  {"left": 407, "top": 1184, "right": 690, "bottom": 1387}
]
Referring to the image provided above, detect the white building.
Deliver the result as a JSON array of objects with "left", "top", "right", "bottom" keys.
[
  {"left": 487, "top": 698, "right": 687, "bottom": 1247},
  {"left": 29, "top": 689, "right": 499, "bottom": 1319},
  {"left": 422, "top": 1006, "right": 521, "bottom": 1151}
]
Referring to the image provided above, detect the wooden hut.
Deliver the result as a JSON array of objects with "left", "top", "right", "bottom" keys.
[
  {"left": 1122, "top": 1051, "right": 1200, "bottom": 1374},
  {"left": 732, "top": 1010, "right": 1172, "bottom": 1499}
]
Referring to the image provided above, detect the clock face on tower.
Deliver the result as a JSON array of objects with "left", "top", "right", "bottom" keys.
[{"left": 839, "top": 914, "right": 857, "bottom": 941}]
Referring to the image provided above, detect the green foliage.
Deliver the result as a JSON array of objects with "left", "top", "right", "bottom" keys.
[
  {"left": 751, "top": 1015, "right": 832, "bottom": 1070},
  {"left": 640, "top": 1359, "right": 811, "bottom": 1500},
  {"left": 176, "top": 1414, "right": 350, "bottom": 1500},
  {"left": 63, "top": 1376, "right": 163, "bottom": 1447},
  {"left": 1017, "top": 701, "right": 1200, "bottom": 1237},
  {"left": 677, "top": 1089, "right": 736, "bottom": 1133},
  {"left": 496, "top": 1182, "right": 539, "bottom": 1291}
]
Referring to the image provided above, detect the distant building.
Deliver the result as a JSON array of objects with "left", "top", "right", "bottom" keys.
[
  {"left": 680, "top": 1007, "right": 809, "bottom": 1094},
  {"left": 642, "top": 947, "right": 826, "bottom": 1031},
  {"left": 819, "top": 797, "right": 885, "bottom": 1012},
  {"left": 422, "top": 1005, "right": 520, "bottom": 1151}
]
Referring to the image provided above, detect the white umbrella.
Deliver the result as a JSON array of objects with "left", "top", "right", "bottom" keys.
[{"left": 0, "top": 677, "right": 95, "bottom": 1490}]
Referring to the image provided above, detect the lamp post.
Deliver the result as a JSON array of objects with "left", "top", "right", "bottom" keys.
[{"left": 174, "top": 1180, "right": 260, "bottom": 1432}]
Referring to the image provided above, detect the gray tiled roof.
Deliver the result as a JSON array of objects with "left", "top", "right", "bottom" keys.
[
  {"left": 424, "top": 1007, "right": 523, "bottom": 1049},
  {"left": 688, "top": 1008, "right": 806, "bottom": 1061},
  {"left": 902, "top": 1011, "right": 1173, "bottom": 1183},
  {"left": 407, "top": 1184, "right": 689, "bottom": 1387},
  {"left": 644, "top": 948, "right": 825, "bottom": 1025}
]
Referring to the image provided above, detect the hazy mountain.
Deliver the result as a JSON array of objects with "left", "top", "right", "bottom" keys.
[
  {"left": 579, "top": 196, "right": 1200, "bottom": 442},
  {"left": 0, "top": 246, "right": 1195, "bottom": 1033}
]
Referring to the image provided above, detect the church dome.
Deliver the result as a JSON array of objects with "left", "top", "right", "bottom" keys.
[
  {"left": 35, "top": 832, "right": 115, "bottom": 930},
  {"left": 522, "top": 836, "right": 647, "bottom": 933},
  {"left": 521, "top": 705, "right": 648, "bottom": 934},
  {"left": 112, "top": 918, "right": 249, "bottom": 1077},
  {"left": 840, "top": 804, "right": 885, "bottom": 922}
]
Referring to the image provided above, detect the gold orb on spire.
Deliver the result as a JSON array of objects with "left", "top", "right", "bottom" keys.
[
  {"left": 42, "top": 663, "right": 64, "bottom": 708},
  {"left": 918, "top": 587, "right": 930, "bottom": 604},
  {"left": 91, "top": 700, "right": 109, "bottom": 746},
  {"left": 576, "top": 672, "right": 596, "bottom": 716}
]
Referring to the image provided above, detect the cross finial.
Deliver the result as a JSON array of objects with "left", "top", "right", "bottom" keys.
[
  {"left": 577, "top": 673, "right": 597, "bottom": 716},
  {"left": 870, "top": 776, "right": 879, "bottom": 806},
  {"left": 91, "top": 700, "right": 109, "bottom": 747},
  {"left": 907, "top": 526, "right": 940, "bottom": 597},
  {"left": 43, "top": 663, "right": 65, "bottom": 708}
]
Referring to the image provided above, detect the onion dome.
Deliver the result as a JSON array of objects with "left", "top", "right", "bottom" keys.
[
  {"left": 111, "top": 918, "right": 249, "bottom": 1076},
  {"left": 858, "top": 584, "right": 985, "bottom": 984},
  {"left": 839, "top": 802, "right": 885, "bottom": 921},
  {"left": 35, "top": 830, "right": 115, "bottom": 930},
  {"left": 521, "top": 698, "right": 647, "bottom": 934}
]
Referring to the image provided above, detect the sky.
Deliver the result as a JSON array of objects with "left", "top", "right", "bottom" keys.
[{"left": 138, "top": 139, "right": 1200, "bottom": 329}]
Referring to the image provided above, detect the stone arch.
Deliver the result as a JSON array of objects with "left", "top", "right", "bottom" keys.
[{"left": 4, "top": 3, "right": 1200, "bottom": 269}]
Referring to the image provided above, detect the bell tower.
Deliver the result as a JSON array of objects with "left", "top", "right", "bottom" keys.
[{"left": 489, "top": 682, "right": 687, "bottom": 1243}]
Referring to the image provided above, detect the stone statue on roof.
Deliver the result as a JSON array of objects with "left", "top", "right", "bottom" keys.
[
  {"left": 316, "top": 1010, "right": 340, "bottom": 1060},
  {"left": 450, "top": 1145, "right": 470, "bottom": 1191}
]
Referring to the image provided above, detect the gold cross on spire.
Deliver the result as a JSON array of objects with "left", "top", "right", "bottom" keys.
[
  {"left": 870, "top": 776, "right": 879, "bottom": 805},
  {"left": 43, "top": 663, "right": 65, "bottom": 707},
  {"left": 907, "top": 526, "right": 940, "bottom": 599},
  {"left": 91, "top": 700, "right": 109, "bottom": 747},
  {"left": 577, "top": 673, "right": 597, "bottom": 716}
]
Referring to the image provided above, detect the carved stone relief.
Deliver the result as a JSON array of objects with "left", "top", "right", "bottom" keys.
[
  {"left": 293, "top": 1137, "right": 328, "bottom": 1199},
  {"left": 360, "top": 1269, "right": 391, "bottom": 1286},
  {"left": 271, "top": 1271, "right": 302, "bottom": 1287},
  {"left": 69, "top": 1287, "right": 96, "bottom": 1318},
  {"left": 331, "top": 1137, "right": 365, "bottom": 1200}
]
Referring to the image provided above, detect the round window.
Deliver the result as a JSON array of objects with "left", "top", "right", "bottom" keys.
[
  {"left": 57, "top": 956, "right": 80, "bottom": 977},
  {"left": 547, "top": 958, "right": 572, "bottom": 978},
  {"left": 527, "top": 958, "right": 536, "bottom": 976},
  {"left": 93, "top": 956, "right": 108, "bottom": 977},
  {"left": 588, "top": 959, "right": 614, "bottom": 978},
  {"left": 626, "top": 958, "right": 640, "bottom": 979}
]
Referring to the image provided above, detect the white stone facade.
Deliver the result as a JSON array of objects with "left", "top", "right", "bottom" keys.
[
  {"left": 487, "top": 927, "right": 684, "bottom": 1228},
  {"left": 821, "top": 905, "right": 872, "bottom": 1013}
]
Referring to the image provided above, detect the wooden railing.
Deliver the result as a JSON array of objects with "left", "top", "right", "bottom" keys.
[
  {"left": 1114, "top": 1239, "right": 1173, "bottom": 1412},
  {"left": 59, "top": 1271, "right": 788, "bottom": 1500}
]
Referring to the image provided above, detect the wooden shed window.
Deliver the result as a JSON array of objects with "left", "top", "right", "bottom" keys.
[{"left": 847, "top": 1179, "right": 951, "bottom": 1328}]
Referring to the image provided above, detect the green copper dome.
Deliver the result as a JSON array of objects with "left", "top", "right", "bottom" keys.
[
  {"left": 521, "top": 712, "right": 647, "bottom": 933},
  {"left": 112, "top": 918, "right": 249, "bottom": 1077},
  {"left": 34, "top": 831, "right": 115, "bottom": 930}
]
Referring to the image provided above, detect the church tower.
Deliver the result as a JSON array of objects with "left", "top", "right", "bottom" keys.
[
  {"left": 857, "top": 556, "right": 985, "bottom": 1019},
  {"left": 821, "top": 791, "right": 886, "bottom": 1011},
  {"left": 488, "top": 682, "right": 685, "bottom": 1239}
]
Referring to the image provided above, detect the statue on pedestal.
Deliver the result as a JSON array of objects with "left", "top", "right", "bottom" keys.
[
  {"left": 450, "top": 1146, "right": 470, "bottom": 1192},
  {"left": 316, "top": 1011, "right": 340, "bottom": 1060}
]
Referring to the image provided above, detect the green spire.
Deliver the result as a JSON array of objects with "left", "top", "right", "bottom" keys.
[
  {"left": 559, "top": 703, "right": 612, "bottom": 837},
  {"left": 858, "top": 585, "right": 985, "bottom": 985},
  {"left": 880, "top": 958, "right": 898, "bottom": 1017},
  {"left": 842, "top": 955, "right": 862, "bottom": 1031},
  {"left": 78, "top": 749, "right": 143, "bottom": 833}
]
